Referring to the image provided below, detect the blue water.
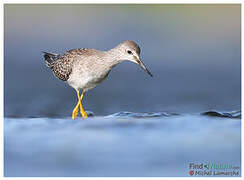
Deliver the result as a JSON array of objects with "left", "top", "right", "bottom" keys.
[{"left": 4, "top": 111, "right": 241, "bottom": 177}]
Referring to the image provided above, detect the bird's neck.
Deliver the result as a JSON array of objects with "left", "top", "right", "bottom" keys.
[{"left": 105, "top": 47, "right": 124, "bottom": 68}]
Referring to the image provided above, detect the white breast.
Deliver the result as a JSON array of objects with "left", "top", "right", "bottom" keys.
[{"left": 67, "top": 63, "right": 110, "bottom": 91}]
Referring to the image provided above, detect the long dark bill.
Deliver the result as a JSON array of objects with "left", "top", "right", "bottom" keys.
[{"left": 135, "top": 57, "right": 153, "bottom": 77}]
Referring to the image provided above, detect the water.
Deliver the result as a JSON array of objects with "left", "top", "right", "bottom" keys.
[{"left": 4, "top": 111, "right": 241, "bottom": 177}]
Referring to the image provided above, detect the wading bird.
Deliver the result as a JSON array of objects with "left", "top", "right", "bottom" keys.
[{"left": 43, "top": 40, "right": 152, "bottom": 119}]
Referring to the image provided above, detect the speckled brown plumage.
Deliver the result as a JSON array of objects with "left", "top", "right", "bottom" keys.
[{"left": 44, "top": 48, "right": 96, "bottom": 81}]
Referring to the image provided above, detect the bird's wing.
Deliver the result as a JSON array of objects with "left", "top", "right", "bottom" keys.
[
  {"left": 42, "top": 51, "right": 60, "bottom": 68},
  {"left": 42, "top": 51, "right": 59, "bottom": 57},
  {"left": 51, "top": 48, "right": 96, "bottom": 81}
]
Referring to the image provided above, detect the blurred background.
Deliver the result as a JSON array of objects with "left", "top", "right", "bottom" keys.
[{"left": 4, "top": 4, "right": 241, "bottom": 117}]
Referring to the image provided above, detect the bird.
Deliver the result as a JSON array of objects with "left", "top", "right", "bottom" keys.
[{"left": 43, "top": 40, "right": 152, "bottom": 119}]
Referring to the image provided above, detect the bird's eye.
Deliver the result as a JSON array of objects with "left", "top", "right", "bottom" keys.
[{"left": 127, "top": 50, "right": 132, "bottom": 55}]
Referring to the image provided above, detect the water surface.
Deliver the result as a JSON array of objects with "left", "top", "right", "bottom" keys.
[{"left": 4, "top": 111, "right": 241, "bottom": 177}]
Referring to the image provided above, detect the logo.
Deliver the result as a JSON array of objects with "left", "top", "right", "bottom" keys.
[
  {"left": 188, "top": 162, "right": 240, "bottom": 176},
  {"left": 189, "top": 170, "right": 194, "bottom": 176}
]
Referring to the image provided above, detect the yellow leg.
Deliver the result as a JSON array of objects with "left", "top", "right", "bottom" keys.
[
  {"left": 79, "top": 91, "right": 88, "bottom": 118},
  {"left": 72, "top": 90, "right": 81, "bottom": 119}
]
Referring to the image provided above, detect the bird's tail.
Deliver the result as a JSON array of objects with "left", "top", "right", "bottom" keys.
[{"left": 42, "top": 51, "right": 59, "bottom": 68}]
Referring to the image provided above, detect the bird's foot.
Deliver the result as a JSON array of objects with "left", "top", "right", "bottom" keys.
[
  {"left": 72, "top": 89, "right": 88, "bottom": 119},
  {"left": 80, "top": 108, "right": 88, "bottom": 118},
  {"left": 72, "top": 103, "right": 80, "bottom": 119}
]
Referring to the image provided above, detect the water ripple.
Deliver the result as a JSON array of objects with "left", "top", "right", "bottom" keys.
[
  {"left": 201, "top": 110, "right": 241, "bottom": 119},
  {"left": 105, "top": 111, "right": 179, "bottom": 118}
]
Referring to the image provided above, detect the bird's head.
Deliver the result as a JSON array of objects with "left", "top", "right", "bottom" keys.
[{"left": 117, "top": 40, "right": 153, "bottom": 77}]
